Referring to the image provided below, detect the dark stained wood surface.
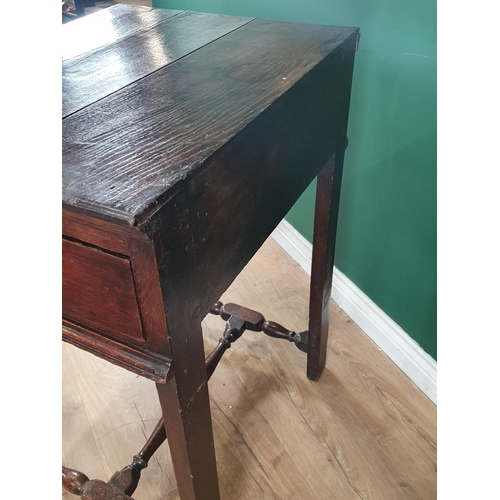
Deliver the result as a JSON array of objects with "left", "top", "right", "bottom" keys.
[
  {"left": 62, "top": 17, "right": 358, "bottom": 224},
  {"left": 149, "top": 38, "right": 358, "bottom": 342},
  {"left": 62, "top": 238, "right": 144, "bottom": 343},
  {"left": 156, "top": 376, "right": 220, "bottom": 500},
  {"left": 62, "top": 4, "right": 182, "bottom": 61},
  {"left": 308, "top": 156, "right": 342, "bottom": 379},
  {"left": 142, "top": 41, "right": 359, "bottom": 445},
  {"left": 62, "top": 466, "right": 135, "bottom": 500},
  {"left": 62, "top": 208, "right": 137, "bottom": 255},
  {"left": 63, "top": 11, "right": 252, "bottom": 118},
  {"left": 62, "top": 208, "right": 172, "bottom": 362},
  {"left": 62, "top": 320, "right": 172, "bottom": 383},
  {"left": 62, "top": 9, "right": 360, "bottom": 498}
]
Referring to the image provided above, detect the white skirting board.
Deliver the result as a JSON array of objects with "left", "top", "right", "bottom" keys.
[{"left": 271, "top": 219, "right": 437, "bottom": 405}]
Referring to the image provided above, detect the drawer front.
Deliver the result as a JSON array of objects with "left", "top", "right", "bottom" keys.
[{"left": 62, "top": 238, "right": 145, "bottom": 344}]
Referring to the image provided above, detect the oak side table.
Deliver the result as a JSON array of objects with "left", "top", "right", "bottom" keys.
[{"left": 62, "top": 5, "right": 359, "bottom": 499}]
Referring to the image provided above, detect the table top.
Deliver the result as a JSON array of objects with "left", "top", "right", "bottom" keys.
[{"left": 62, "top": 5, "right": 358, "bottom": 226}]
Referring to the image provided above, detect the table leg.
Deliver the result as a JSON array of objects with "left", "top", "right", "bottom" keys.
[
  {"left": 307, "top": 150, "right": 346, "bottom": 381},
  {"left": 156, "top": 322, "right": 220, "bottom": 500}
]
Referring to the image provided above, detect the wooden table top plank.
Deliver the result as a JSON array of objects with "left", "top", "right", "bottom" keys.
[
  {"left": 63, "top": 12, "right": 252, "bottom": 118},
  {"left": 62, "top": 4, "right": 183, "bottom": 61},
  {"left": 62, "top": 16, "right": 357, "bottom": 224}
]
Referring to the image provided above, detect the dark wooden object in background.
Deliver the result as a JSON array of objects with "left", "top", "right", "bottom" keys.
[{"left": 62, "top": 5, "right": 358, "bottom": 499}]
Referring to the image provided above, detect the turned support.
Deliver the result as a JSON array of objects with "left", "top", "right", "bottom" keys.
[
  {"left": 146, "top": 301, "right": 307, "bottom": 462},
  {"left": 62, "top": 466, "right": 134, "bottom": 500},
  {"left": 63, "top": 300, "right": 307, "bottom": 499},
  {"left": 210, "top": 301, "right": 308, "bottom": 352},
  {"left": 62, "top": 316, "right": 237, "bottom": 499}
]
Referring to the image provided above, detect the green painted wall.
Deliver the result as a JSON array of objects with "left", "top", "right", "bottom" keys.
[{"left": 153, "top": 0, "right": 437, "bottom": 360}]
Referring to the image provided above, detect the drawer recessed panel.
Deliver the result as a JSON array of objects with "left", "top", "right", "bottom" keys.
[{"left": 62, "top": 238, "right": 144, "bottom": 343}]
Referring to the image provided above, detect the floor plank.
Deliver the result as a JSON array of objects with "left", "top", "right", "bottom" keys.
[{"left": 63, "top": 344, "right": 107, "bottom": 498}]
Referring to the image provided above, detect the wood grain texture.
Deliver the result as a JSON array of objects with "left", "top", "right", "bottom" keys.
[
  {"left": 308, "top": 152, "right": 347, "bottom": 380},
  {"left": 60, "top": 9, "right": 390, "bottom": 499},
  {"left": 62, "top": 4, "right": 182, "bottom": 61},
  {"left": 62, "top": 18, "right": 357, "bottom": 222},
  {"left": 62, "top": 237, "right": 436, "bottom": 500},
  {"left": 62, "top": 320, "right": 172, "bottom": 383},
  {"left": 305, "top": 37, "right": 356, "bottom": 381},
  {"left": 62, "top": 341, "right": 175, "bottom": 499},
  {"left": 63, "top": 11, "right": 252, "bottom": 117},
  {"left": 156, "top": 377, "right": 220, "bottom": 500},
  {"left": 63, "top": 208, "right": 142, "bottom": 255},
  {"left": 63, "top": 344, "right": 107, "bottom": 493},
  {"left": 147, "top": 37, "right": 358, "bottom": 376},
  {"left": 62, "top": 238, "right": 144, "bottom": 343},
  {"left": 62, "top": 466, "right": 135, "bottom": 500},
  {"left": 126, "top": 236, "right": 171, "bottom": 357},
  {"left": 62, "top": 202, "right": 173, "bottom": 377}
]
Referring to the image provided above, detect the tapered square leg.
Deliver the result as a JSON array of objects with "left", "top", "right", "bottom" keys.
[
  {"left": 156, "top": 321, "right": 221, "bottom": 500},
  {"left": 307, "top": 151, "right": 346, "bottom": 381}
]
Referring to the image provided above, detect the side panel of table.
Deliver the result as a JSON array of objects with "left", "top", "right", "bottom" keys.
[
  {"left": 62, "top": 209, "right": 173, "bottom": 382},
  {"left": 137, "top": 36, "right": 358, "bottom": 499}
]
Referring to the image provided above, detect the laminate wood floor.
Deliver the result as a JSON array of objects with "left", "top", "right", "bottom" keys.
[{"left": 62, "top": 236, "right": 436, "bottom": 499}]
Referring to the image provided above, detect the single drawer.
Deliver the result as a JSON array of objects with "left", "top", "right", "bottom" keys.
[{"left": 62, "top": 237, "right": 145, "bottom": 344}]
